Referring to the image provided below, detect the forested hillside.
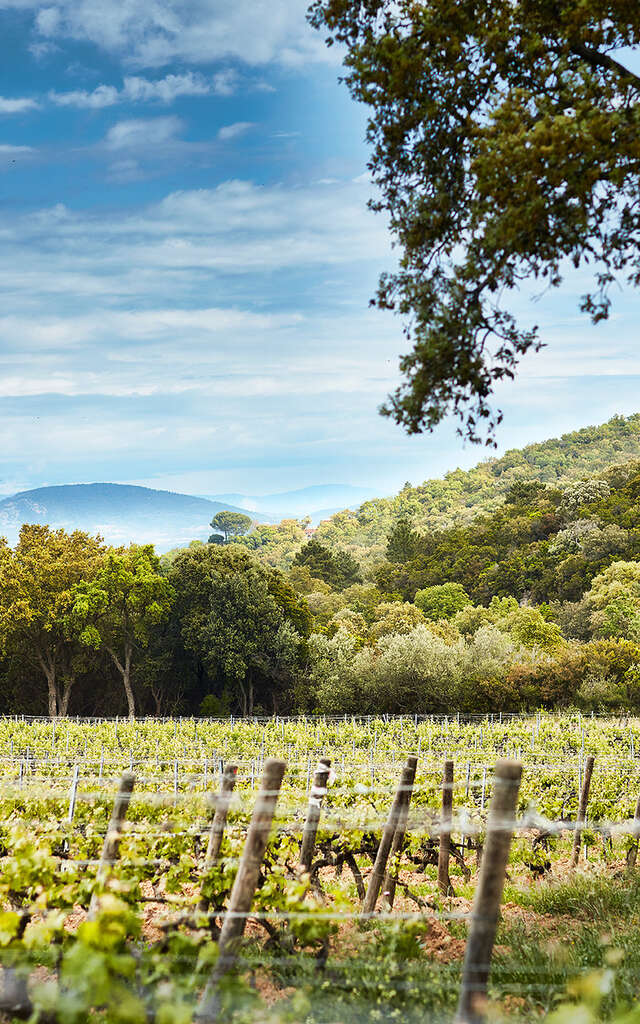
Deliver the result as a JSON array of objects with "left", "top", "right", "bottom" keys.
[
  {"left": 315, "top": 414, "right": 640, "bottom": 562},
  {"left": 4, "top": 414, "right": 640, "bottom": 719},
  {"left": 240, "top": 414, "right": 640, "bottom": 569}
]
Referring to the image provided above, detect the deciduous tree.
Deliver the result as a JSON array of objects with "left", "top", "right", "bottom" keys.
[
  {"left": 0, "top": 525, "right": 105, "bottom": 717},
  {"left": 70, "top": 545, "right": 174, "bottom": 718},
  {"left": 309, "top": 0, "right": 640, "bottom": 441}
]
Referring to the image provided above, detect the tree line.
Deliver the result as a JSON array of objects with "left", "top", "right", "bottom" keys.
[
  {"left": 5, "top": 449, "right": 640, "bottom": 717},
  {"left": 0, "top": 527, "right": 310, "bottom": 719}
]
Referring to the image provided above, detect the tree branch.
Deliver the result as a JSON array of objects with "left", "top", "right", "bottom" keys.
[{"left": 570, "top": 42, "right": 640, "bottom": 90}]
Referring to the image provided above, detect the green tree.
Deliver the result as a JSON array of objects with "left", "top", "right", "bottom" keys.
[
  {"left": 310, "top": 0, "right": 640, "bottom": 441},
  {"left": 386, "top": 517, "right": 420, "bottom": 563},
  {"left": 169, "top": 545, "right": 309, "bottom": 715},
  {"left": 414, "top": 583, "right": 472, "bottom": 620},
  {"left": 210, "top": 510, "right": 252, "bottom": 544},
  {"left": 371, "top": 601, "right": 425, "bottom": 639},
  {"left": 584, "top": 560, "right": 640, "bottom": 640},
  {"left": 293, "top": 538, "right": 362, "bottom": 589},
  {"left": 0, "top": 525, "right": 105, "bottom": 717},
  {"left": 70, "top": 545, "right": 174, "bottom": 719}
]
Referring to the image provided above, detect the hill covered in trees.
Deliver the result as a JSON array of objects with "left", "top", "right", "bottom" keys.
[
  {"left": 315, "top": 414, "right": 640, "bottom": 561},
  {"left": 5, "top": 414, "right": 640, "bottom": 719},
  {"left": 240, "top": 414, "right": 640, "bottom": 570}
]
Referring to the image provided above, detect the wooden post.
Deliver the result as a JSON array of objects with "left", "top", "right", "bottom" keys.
[
  {"left": 438, "top": 759, "right": 454, "bottom": 895},
  {"left": 88, "top": 771, "right": 135, "bottom": 919},
  {"left": 199, "top": 763, "right": 238, "bottom": 912},
  {"left": 362, "top": 757, "right": 418, "bottom": 915},
  {"left": 383, "top": 756, "right": 418, "bottom": 908},
  {"left": 195, "top": 758, "right": 286, "bottom": 1023},
  {"left": 570, "top": 755, "right": 595, "bottom": 868},
  {"left": 627, "top": 791, "right": 640, "bottom": 869},
  {"left": 455, "top": 760, "right": 522, "bottom": 1024},
  {"left": 67, "top": 765, "right": 80, "bottom": 824},
  {"left": 299, "top": 757, "right": 331, "bottom": 874}
]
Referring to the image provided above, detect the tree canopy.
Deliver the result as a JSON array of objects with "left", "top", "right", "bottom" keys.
[
  {"left": 0, "top": 525, "right": 105, "bottom": 717},
  {"left": 210, "top": 510, "right": 252, "bottom": 543},
  {"left": 309, "top": 0, "right": 640, "bottom": 441},
  {"left": 292, "top": 538, "right": 363, "bottom": 590},
  {"left": 70, "top": 544, "right": 174, "bottom": 718},
  {"left": 169, "top": 544, "right": 311, "bottom": 715}
]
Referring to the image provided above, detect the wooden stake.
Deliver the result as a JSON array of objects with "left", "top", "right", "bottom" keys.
[
  {"left": 627, "top": 791, "right": 640, "bottom": 869},
  {"left": 570, "top": 755, "right": 595, "bottom": 868},
  {"left": 67, "top": 765, "right": 79, "bottom": 824},
  {"left": 195, "top": 758, "right": 286, "bottom": 1023},
  {"left": 362, "top": 757, "right": 418, "bottom": 915},
  {"left": 199, "top": 763, "right": 238, "bottom": 912},
  {"left": 438, "top": 759, "right": 454, "bottom": 895},
  {"left": 383, "top": 756, "right": 418, "bottom": 908},
  {"left": 88, "top": 771, "right": 135, "bottom": 920},
  {"left": 299, "top": 757, "right": 331, "bottom": 874},
  {"left": 455, "top": 760, "right": 522, "bottom": 1024}
]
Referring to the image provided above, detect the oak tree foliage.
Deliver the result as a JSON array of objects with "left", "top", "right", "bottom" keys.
[{"left": 309, "top": 0, "right": 640, "bottom": 441}]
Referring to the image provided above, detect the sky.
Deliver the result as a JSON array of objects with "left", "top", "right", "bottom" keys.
[{"left": 1, "top": 3, "right": 640, "bottom": 503}]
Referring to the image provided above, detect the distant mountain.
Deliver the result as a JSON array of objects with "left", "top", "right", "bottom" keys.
[
  {"left": 209, "top": 484, "right": 377, "bottom": 522},
  {"left": 0, "top": 483, "right": 269, "bottom": 551}
]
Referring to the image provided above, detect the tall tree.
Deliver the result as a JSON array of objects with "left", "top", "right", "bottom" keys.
[
  {"left": 69, "top": 544, "right": 174, "bottom": 719},
  {"left": 386, "top": 516, "right": 420, "bottom": 563},
  {"left": 293, "top": 538, "right": 363, "bottom": 589},
  {"left": 0, "top": 525, "right": 105, "bottom": 717},
  {"left": 210, "top": 510, "right": 252, "bottom": 544},
  {"left": 170, "top": 545, "right": 311, "bottom": 715},
  {"left": 309, "top": 0, "right": 640, "bottom": 441}
]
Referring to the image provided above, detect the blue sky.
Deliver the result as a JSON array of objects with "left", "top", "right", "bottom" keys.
[{"left": 1, "top": 3, "right": 639, "bottom": 503}]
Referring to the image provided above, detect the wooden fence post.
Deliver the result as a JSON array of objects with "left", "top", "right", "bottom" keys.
[
  {"left": 88, "top": 771, "right": 135, "bottom": 920},
  {"left": 455, "top": 760, "right": 522, "bottom": 1024},
  {"left": 299, "top": 757, "right": 331, "bottom": 874},
  {"left": 199, "top": 763, "right": 238, "bottom": 912},
  {"left": 67, "top": 765, "right": 80, "bottom": 824},
  {"left": 438, "top": 759, "right": 454, "bottom": 895},
  {"left": 362, "top": 756, "right": 418, "bottom": 915},
  {"left": 195, "top": 758, "right": 286, "bottom": 1023},
  {"left": 383, "top": 756, "right": 418, "bottom": 908},
  {"left": 570, "top": 755, "right": 595, "bottom": 868},
  {"left": 627, "top": 791, "right": 640, "bottom": 869}
]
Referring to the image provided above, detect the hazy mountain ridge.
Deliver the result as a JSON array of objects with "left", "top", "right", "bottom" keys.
[
  {"left": 207, "top": 485, "right": 377, "bottom": 521},
  {"left": 0, "top": 483, "right": 266, "bottom": 551}
]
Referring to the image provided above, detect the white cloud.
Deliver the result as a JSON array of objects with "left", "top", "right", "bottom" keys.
[
  {"left": 217, "top": 121, "right": 254, "bottom": 141},
  {"left": 0, "top": 96, "right": 39, "bottom": 114},
  {"left": 104, "top": 115, "right": 183, "bottom": 150},
  {"left": 49, "top": 84, "right": 120, "bottom": 108},
  {"left": 123, "top": 72, "right": 211, "bottom": 102},
  {"left": 211, "top": 70, "right": 238, "bottom": 96},
  {"left": 0, "top": 144, "right": 34, "bottom": 155},
  {"left": 14, "top": 0, "right": 335, "bottom": 69},
  {"left": 35, "top": 5, "right": 61, "bottom": 35},
  {"left": 49, "top": 72, "right": 219, "bottom": 108}
]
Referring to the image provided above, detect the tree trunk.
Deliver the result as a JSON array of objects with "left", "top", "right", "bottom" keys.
[
  {"left": 36, "top": 650, "right": 58, "bottom": 718},
  {"left": 59, "top": 678, "right": 75, "bottom": 717},
  {"left": 122, "top": 646, "right": 135, "bottom": 719},
  {"left": 106, "top": 644, "right": 136, "bottom": 719},
  {"left": 47, "top": 677, "right": 57, "bottom": 718},
  {"left": 248, "top": 677, "right": 254, "bottom": 717},
  {"left": 237, "top": 678, "right": 247, "bottom": 717}
]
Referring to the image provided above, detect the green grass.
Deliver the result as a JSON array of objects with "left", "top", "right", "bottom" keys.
[{"left": 509, "top": 870, "right": 640, "bottom": 920}]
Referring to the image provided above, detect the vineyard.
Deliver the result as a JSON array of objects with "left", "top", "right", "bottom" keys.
[{"left": 0, "top": 713, "right": 639, "bottom": 1023}]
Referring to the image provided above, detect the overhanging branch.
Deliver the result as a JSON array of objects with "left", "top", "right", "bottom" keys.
[{"left": 570, "top": 42, "right": 640, "bottom": 90}]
